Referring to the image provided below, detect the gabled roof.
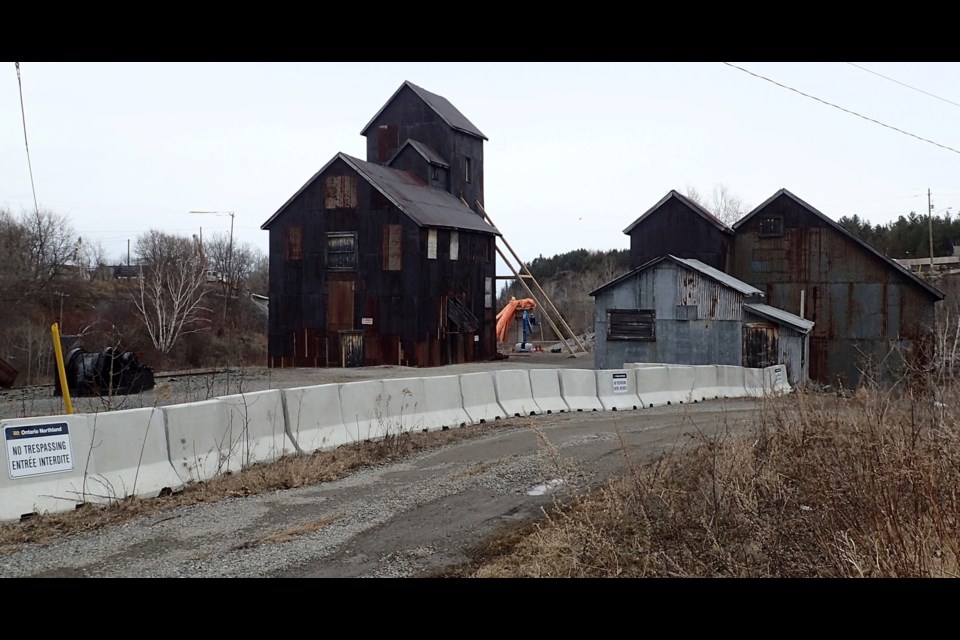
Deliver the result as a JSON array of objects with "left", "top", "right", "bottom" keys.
[
  {"left": 623, "top": 190, "right": 733, "bottom": 235},
  {"left": 387, "top": 139, "right": 450, "bottom": 168},
  {"left": 261, "top": 152, "right": 499, "bottom": 235},
  {"left": 734, "top": 188, "right": 944, "bottom": 301},
  {"left": 744, "top": 302, "right": 815, "bottom": 334},
  {"left": 360, "top": 81, "right": 488, "bottom": 141},
  {"left": 589, "top": 254, "right": 763, "bottom": 297}
]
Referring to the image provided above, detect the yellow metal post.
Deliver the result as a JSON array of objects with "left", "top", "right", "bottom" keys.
[{"left": 51, "top": 323, "right": 73, "bottom": 415}]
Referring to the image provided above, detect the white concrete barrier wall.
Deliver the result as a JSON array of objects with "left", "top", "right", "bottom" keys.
[
  {"left": 494, "top": 370, "right": 542, "bottom": 417},
  {"left": 164, "top": 399, "right": 235, "bottom": 484},
  {"left": 693, "top": 365, "right": 721, "bottom": 402},
  {"left": 744, "top": 368, "right": 766, "bottom": 397},
  {"left": 596, "top": 369, "right": 643, "bottom": 411},
  {"left": 84, "top": 407, "right": 182, "bottom": 504},
  {"left": 529, "top": 369, "right": 569, "bottom": 414},
  {"left": 421, "top": 375, "right": 471, "bottom": 430},
  {"left": 715, "top": 365, "right": 748, "bottom": 399},
  {"left": 219, "top": 389, "right": 295, "bottom": 468},
  {"left": 283, "top": 384, "right": 350, "bottom": 453},
  {"left": 0, "top": 414, "right": 95, "bottom": 522},
  {"left": 339, "top": 380, "right": 386, "bottom": 442},
  {"left": 764, "top": 365, "right": 792, "bottom": 394},
  {"left": 633, "top": 365, "right": 678, "bottom": 406},
  {"left": 667, "top": 365, "right": 698, "bottom": 403},
  {"left": 460, "top": 372, "right": 506, "bottom": 424},
  {"left": 381, "top": 377, "right": 429, "bottom": 433},
  {"left": 558, "top": 369, "right": 604, "bottom": 412}
]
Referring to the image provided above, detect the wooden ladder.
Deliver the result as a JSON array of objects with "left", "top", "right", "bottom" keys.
[{"left": 471, "top": 200, "right": 589, "bottom": 358}]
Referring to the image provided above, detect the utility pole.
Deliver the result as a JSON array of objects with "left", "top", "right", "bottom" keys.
[
  {"left": 929, "top": 188, "right": 935, "bottom": 274},
  {"left": 190, "top": 210, "right": 235, "bottom": 325}
]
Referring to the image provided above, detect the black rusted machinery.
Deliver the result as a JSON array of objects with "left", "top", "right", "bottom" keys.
[{"left": 54, "top": 346, "right": 156, "bottom": 397}]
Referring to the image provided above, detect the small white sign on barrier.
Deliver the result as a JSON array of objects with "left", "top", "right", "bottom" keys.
[
  {"left": 5, "top": 422, "right": 74, "bottom": 479},
  {"left": 612, "top": 372, "right": 628, "bottom": 394}
]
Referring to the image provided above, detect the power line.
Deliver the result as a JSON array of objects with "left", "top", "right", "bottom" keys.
[
  {"left": 846, "top": 62, "right": 960, "bottom": 110},
  {"left": 722, "top": 62, "right": 960, "bottom": 156},
  {"left": 15, "top": 62, "right": 40, "bottom": 212}
]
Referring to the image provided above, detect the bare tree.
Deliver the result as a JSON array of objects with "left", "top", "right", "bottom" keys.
[
  {"left": 21, "top": 208, "right": 77, "bottom": 286},
  {"left": 133, "top": 230, "right": 210, "bottom": 355},
  {"left": 685, "top": 184, "right": 749, "bottom": 226}
]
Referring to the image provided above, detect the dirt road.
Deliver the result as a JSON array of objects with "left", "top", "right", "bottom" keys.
[{"left": 0, "top": 396, "right": 764, "bottom": 578}]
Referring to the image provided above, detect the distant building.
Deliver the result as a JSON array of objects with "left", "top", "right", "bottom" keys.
[{"left": 618, "top": 188, "right": 944, "bottom": 387}]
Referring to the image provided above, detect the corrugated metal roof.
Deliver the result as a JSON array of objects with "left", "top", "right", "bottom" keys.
[
  {"left": 388, "top": 139, "right": 450, "bottom": 168},
  {"left": 623, "top": 190, "right": 733, "bottom": 235},
  {"left": 360, "top": 81, "right": 488, "bottom": 141},
  {"left": 744, "top": 302, "right": 815, "bottom": 333},
  {"left": 672, "top": 256, "right": 763, "bottom": 295},
  {"left": 260, "top": 152, "right": 499, "bottom": 235},
  {"left": 590, "top": 254, "right": 762, "bottom": 297},
  {"left": 734, "top": 188, "right": 944, "bottom": 301}
]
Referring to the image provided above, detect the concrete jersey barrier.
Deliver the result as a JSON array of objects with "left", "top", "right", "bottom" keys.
[
  {"left": 381, "top": 377, "right": 430, "bottom": 433},
  {"left": 219, "top": 389, "right": 295, "bottom": 468},
  {"left": 0, "top": 414, "right": 94, "bottom": 522},
  {"left": 667, "top": 365, "right": 698, "bottom": 403},
  {"left": 595, "top": 369, "right": 643, "bottom": 411},
  {"left": 558, "top": 369, "right": 604, "bottom": 412},
  {"left": 459, "top": 372, "right": 506, "bottom": 424},
  {"left": 494, "top": 370, "right": 542, "bottom": 417},
  {"left": 421, "top": 375, "right": 471, "bottom": 430},
  {"left": 163, "top": 399, "right": 235, "bottom": 484},
  {"left": 528, "top": 369, "right": 569, "bottom": 414},
  {"left": 282, "top": 384, "right": 349, "bottom": 453},
  {"left": 339, "top": 380, "right": 387, "bottom": 442},
  {"left": 84, "top": 407, "right": 182, "bottom": 503}
]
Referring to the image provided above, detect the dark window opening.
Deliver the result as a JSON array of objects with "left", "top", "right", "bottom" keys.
[
  {"left": 608, "top": 309, "right": 655, "bottom": 341},
  {"left": 759, "top": 216, "right": 784, "bottom": 237},
  {"left": 326, "top": 232, "right": 357, "bottom": 270},
  {"left": 465, "top": 157, "right": 472, "bottom": 184},
  {"left": 431, "top": 165, "right": 440, "bottom": 181}
]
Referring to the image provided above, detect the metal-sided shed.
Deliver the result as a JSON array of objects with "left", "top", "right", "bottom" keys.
[{"left": 590, "top": 255, "right": 813, "bottom": 385}]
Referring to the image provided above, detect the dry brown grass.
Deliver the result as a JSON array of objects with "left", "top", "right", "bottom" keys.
[{"left": 465, "top": 381, "right": 960, "bottom": 578}]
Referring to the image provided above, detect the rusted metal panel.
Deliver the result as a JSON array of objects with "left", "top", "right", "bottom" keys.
[
  {"left": 377, "top": 124, "right": 400, "bottom": 163},
  {"left": 382, "top": 224, "right": 402, "bottom": 271},
  {"left": 676, "top": 265, "right": 743, "bottom": 321},
  {"left": 324, "top": 175, "right": 358, "bottom": 209},
  {"left": 327, "top": 280, "right": 354, "bottom": 333}
]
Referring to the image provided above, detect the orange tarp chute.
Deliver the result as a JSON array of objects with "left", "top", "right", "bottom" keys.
[{"left": 496, "top": 297, "right": 537, "bottom": 343}]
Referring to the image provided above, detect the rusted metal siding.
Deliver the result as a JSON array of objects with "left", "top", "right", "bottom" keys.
[
  {"left": 730, "top": 192, "right": 938, "bottom": 387},
  {"left": 627, "top": 197, "right": 729, "bottom": 270}
]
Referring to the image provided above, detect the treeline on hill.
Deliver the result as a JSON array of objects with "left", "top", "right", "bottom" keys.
[
  {"left": 0, "top": 208, "right": 268, "bottom": 387},
  {"left": 497, "top": 248, "right": 631, "bottom": 340},
  {"left": 838, "top": 211, "right": 960, "bottom": 259}
]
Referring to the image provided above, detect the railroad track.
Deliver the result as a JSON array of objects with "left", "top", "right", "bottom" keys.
[{"left": 0, "top": 368, "right": 240, "bottom": 399}]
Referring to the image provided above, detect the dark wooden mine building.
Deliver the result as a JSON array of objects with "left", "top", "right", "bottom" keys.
[
  {"left": 623, "top": 189, "right": 732, "bottom": 271},
  {"left": 261, "top": 81, "right": 500, "bottom": 368},
  {"left": 619, "top": 188, "right": 944, "bottom": 387}
]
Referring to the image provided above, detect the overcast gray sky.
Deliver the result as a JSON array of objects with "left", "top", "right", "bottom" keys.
[{"left": 3, "top": 62, "right": 959, "bottom": 268}]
